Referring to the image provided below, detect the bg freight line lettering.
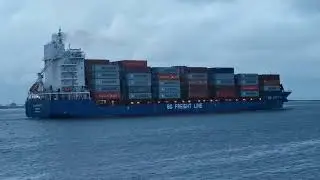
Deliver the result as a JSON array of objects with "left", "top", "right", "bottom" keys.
[{"left": 166, "top": 103, "right": 203, "bottom": 110}]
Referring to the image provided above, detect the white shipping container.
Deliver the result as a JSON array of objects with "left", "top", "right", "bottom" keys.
[
  {"left": 240, "top": 91, "right": 259, "bottom": 97},
  {"left": 263, "top": 85, "right": 281, "bottom": 91}
]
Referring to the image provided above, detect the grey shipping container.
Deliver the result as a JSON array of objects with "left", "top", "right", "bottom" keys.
[
  {"left": 240, "top": 91, "right": 259, "bottom": 97},
  {"left": 126, "top": 73, "right": 151, "bottom": 80},
  {"left": 128, "top": 93, "right": 152, "bottom": 99},
  {"left": 187, "top": 73, "right": 208, "bottom": 80},
  {"left": 127, "top": 79, "right": 151, "bottom": 86},
  {"left": 92, "top": 71, "right": 120, "bottom": 79},
  {"left": 127, "top": 86, "right": 151, "bottom": 93},
  {"left": 188, "top": 80, "right": 207, "bottom": 85},
  {"left": 93, "top": 85, "right": 121, "bottom": 92},
  {"left": 92, "top": 64, "right": 119, "bottom": 72},
  {"left": 92, "top": 79, "right": 120, "bottom": 86}
]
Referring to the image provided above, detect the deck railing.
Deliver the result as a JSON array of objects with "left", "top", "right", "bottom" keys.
[{"left": 27, "top": 92, "right": 91, "bottom": 101}]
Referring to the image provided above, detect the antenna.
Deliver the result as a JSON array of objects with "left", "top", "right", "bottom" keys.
[{"left": 58, "top": 27, "right": 63, "bottom": 44}]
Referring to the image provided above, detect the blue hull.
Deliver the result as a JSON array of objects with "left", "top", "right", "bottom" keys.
[
  {"left": 25, "top": 91, "right": 291, "bottom": 119},
  {"left": 25, "top": 100, "right": 286, "bottom": 119}
]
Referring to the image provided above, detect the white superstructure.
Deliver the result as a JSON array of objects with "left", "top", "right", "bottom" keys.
[{"left": 41, "top": 28, "right": 86, "bottom": 92}]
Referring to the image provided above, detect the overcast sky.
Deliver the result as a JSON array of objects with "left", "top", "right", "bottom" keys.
[{"left": 1, "top": 0, "right": 320, "bottom": 104}]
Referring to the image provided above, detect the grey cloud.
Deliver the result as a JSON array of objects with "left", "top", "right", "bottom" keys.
[{"left": 0, "top": 0, "right": 320, "bottom": 103}]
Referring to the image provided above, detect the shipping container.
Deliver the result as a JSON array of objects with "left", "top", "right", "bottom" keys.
[
  {"left": 152, "top": 67, "right": 179, "bottom": 74},
  {"left": 92, "top": 64, "right": 119, "bottom": 72},
  {"left": 157, "top": 80, "right": 181, "bottom": 87},
  {"left": 127, "top": 79, "right": 151, "bottom": 86},
  {"left": 92, "top": 85, "right": 121, "bottom": 92},
  {"left": 93, "top": 92, "right": 121, "bottom": 100},
  {"left": 155, "top": 74, "right": 180, "bottom": 81},
  {"left": 126, "top": 86, "right": 151, "bottom": 93},
  {"left": 187, "top": 67, "right": 208, "bottom": 73},
  {"left": 126, "top": 73, "right": 151, "bottom": 80},
  {"left": 158, "top": 93, "right": 181, "bottom": 99},
  {"left": 259, "top": 80, "right": 280, "bottom": 86},
  {"left": 214, "top": 89, "right": 236, "bottom": 98},
  {"left": 236, "top": 74, "right": 259, "bottom": 79},
  {"left": 240, "top": 85, "right": 259, "bottom": 91},
  {"left": 92, "top": 72, "right": 120, "bottom": 79},
  {"left": 236, "top": 79, "right": 259, "bottom": 86},
  {"left": 118, "top": 60, "right": 147, "bottom": 68},
  {"left": 259, "top": 74, "right": 280, "bottom": 81},
  {"left": 156, "top": 86, "right": 181, "bottom": 92},
  {"left": 262, "top": 85, "right": 281, "bottom": 92},
  {"left": 92, "top": 79, "right": 120, "bottom": 86},
  {"left": 208, "top": 67, "right": 234, "bottom": 74},
  {"left": 187, "top": 80, "right": 208, "bottom": 85},
  {"left": 209, "top": 79, "right": 235, "bottom": 86},
  {"left": 210, "top": 73, "right": 234, "bottom": 80},
  {"left": 128, "top": 93, "right": 152, "bottom": 100},
  {"left": 121, "top": 67, "right": 151, "bottom": 73},
  {"left": 187, "top": 73, "right": 208, "bottom": 80},
  {"left": 239, "top": 91, "right": 259, "bottom": 97}
]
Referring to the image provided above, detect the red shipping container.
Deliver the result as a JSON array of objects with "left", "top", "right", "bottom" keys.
[
  {"left": 261, "top": 80, "right": 280, "bottom": 86},
  {"left": 118, "top": 60, "right": 147, "bottom": 68},
  {"left": 240, "top": 85, "right": 259, "bottom": 91},
  {"left": 158, "top": 74, "right": 179, "bottom": 80},
  {"left": 93, "top": 92, "right": 121, "bottom": 100}
]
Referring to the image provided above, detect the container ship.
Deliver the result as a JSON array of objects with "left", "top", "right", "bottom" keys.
[{"left": 25, "top": 29, "right": 292, "bottom": 119}]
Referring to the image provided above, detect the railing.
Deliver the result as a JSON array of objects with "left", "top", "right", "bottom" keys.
[{"left": 27, "top": 92, "right": 91, "bottom": 101}]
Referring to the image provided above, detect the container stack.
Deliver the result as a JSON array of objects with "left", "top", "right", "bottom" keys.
[
  {"left": 235, "top": 74, "right": 259, "bottom": 98},
  {"left": 180, "top": 67, "right": 208, "bottom": 99},
  {"left": 151, "top": 67, "right": 181, "bottom": 100},
  {"left": 208, "top": 68, "right": 236, "bottom": 98},
  {"left": 118, "top": 60, "right": 152, "bottom": 100},
  {"left": 259, "top": 74, "right": 281, "bottom": 96},
  {"left": 85, "top": 59, "right": 121, "bottom": 100}
]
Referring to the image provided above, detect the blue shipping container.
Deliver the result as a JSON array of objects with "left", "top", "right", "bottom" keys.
[
  {"left": 157, "top": 93, "right": 181, "bottom": 99},
  {"left": 209, "top": 79, "right": 234, "bottom": 86},
  {"left": 92, "top": 79, "right": 120, "bottom": 86},
  {"left": 127, "top": 80, "right": 151, "bottom": 86},
  {"left": 208, "top": 68, "right": 234, "bottom": 74},
  {"left": 152, "top": 67, "right": 179, "bottom": 74},
  {"left": 127, "top": 86, "right": 151, "bottom": 93},
  {"left": 240, "top": 91, "right": 259, "bottom": 97},
  {"left": 236, "top": 74, "right": 258, "bottom": 79},
  {"left": 210, "top": 73, "right": 234, "bottom": 80},
  {"left": 236, "top": 79, "right": 258, "bottom": 86},
  {"left": 92, "top": 64, "right": 119, "bottom": 72},
  {"left": 126, "top": 73, "right": 151, "bottom": 80},
  {"left": 154, "top": 80, "right": 180, "bottom": 87},
  {"left": 92, "top": 72, "right": 119, "bottom": 79},
  {"left": 128, "top": 93, "right": 152, "bottom": 99},
  {"left": 93, "top": 85, "right": 121, "bottom": 92},
  {"left": 156, "top": 86, "right": 181, "bottom": 92},
  {"left": 187, "top": 73, "right": 208, "bottom": 80}
]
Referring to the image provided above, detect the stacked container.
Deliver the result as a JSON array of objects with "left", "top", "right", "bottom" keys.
[
  {"left": 259, "top": 74, "right": 281, "bottom": 96},
  {"left": 151, "top": 67, "right": 181, "bottom": 100},
  {"left": 235, "top": 74, "right": 259, "bottom": 98},
  {"left": 85, "top": 59, "right": 121, "bottom": 100},
  {"left": 208, "top": 68, "right": 236, "bottom": 98},
  {"left": 179, "top": 67, "right": 208, "bottom": 99},
  {"left": 118, "top": 60, "right": 152, "bottom": 100}
]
